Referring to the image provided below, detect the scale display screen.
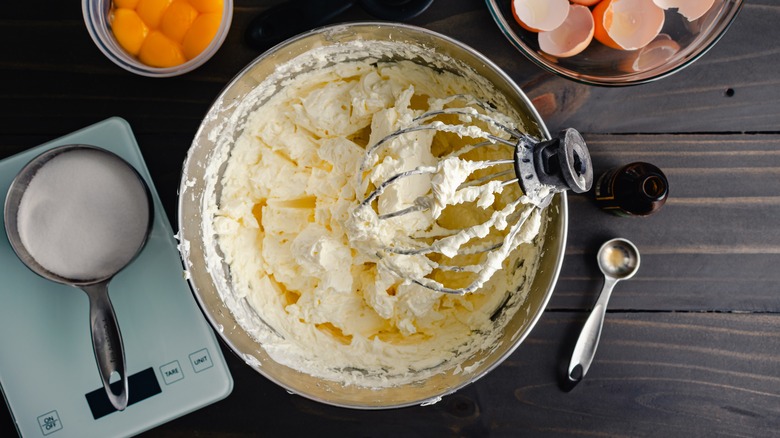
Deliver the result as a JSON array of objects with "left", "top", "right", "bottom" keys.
[{"left": 85, "top": 368, "right": 162, "bottom": 420}]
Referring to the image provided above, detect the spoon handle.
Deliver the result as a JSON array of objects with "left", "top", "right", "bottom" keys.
[
  {"left": 83, "top": 282, "right": 129, "bottom": 411},
  {"left": 567, "top": 276, "right": 619, "bottom": 383}
]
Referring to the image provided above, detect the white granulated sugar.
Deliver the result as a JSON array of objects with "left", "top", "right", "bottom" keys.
[{"left": 17, "top": 149, "right": 149, "bottom": 281}]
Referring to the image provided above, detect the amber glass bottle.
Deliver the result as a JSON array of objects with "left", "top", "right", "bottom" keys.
[{"left": 594, "top": 162, "right": 668, "bottom": 216}]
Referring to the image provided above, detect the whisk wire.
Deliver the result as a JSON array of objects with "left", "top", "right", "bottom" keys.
[
  {"left": 378, "top": 205, "right": 536, "bottom": 295},
  {"left": 349, "top": 95, "right": 592, "bottom": 295}
]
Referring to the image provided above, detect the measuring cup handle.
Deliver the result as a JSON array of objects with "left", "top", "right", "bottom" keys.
[{"left": 83, "top": 282, "right": 129, "bottom": 411}]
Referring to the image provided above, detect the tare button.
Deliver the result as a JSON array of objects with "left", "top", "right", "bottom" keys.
[
  {"left": 189, "top": 348, "right": 213, "bottom": 373},
  {"left": 160, "top": 360, "right": 184, "bottom": 385}
]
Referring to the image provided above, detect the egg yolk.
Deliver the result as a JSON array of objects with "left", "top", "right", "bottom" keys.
[
  {"left": 114, "top": 0, "right": 140, "bottom": 8},
  {"left": 161, "top": 1, "right": 199, "bottom": 42},
  {"left": 139, "top": 31, "right": 186, "bottom": 67},
  {"left": 136, "top": 0, "right": 173, "bottom": 29},
  {"left": 111, "top": 9, "right": 148, "bottom": 55},
  {"left": 182, "top": 13, "right": 221, "bottom": 60},
  {"left": 187, "top": 0, "right": 222, "bottom": 13},
  {"left": 110, "top": 0, "right": 223, "bottom": 68}
]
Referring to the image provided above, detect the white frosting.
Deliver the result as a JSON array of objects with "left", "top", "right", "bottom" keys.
[
  {"left": 206, "top": 40, "right": 547, "bottom": 388},
  {"left": 345, "top": 91, "right": 555, "bottom": 295}
]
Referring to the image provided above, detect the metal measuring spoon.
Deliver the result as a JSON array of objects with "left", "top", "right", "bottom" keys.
[
  {"left": 567, "top": 238, "right": 640, "bottom": 383},
  {"left": 3, "top": 145, "right": 152, "bottom": 411}
]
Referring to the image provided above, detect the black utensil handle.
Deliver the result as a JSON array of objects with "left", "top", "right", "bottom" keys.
[
  {"left": 245, "top": 0, "right": 357, "bottom": 51},
  {"left": 533, "top": 128, "right": 593, "bottom": 193}
]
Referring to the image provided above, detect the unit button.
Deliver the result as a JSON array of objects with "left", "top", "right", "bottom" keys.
[
  {"left": 160, "top": 360, "right": 185, "bottom": 385},
  {"left": 189, "top": 348, "right": 213, "bottom": 373}
]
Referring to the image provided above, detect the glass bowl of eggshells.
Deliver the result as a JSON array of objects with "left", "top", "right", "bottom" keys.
[
  {"left": 83, "top": 0, "right": 233, "bottom": 77},
  {"left": 486, "top": 0, "right": 743, "bottom": 86}
]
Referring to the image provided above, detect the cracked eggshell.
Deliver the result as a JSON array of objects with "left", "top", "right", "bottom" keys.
[
  {"left": 620, "top": 34, "right": 681, "bottom": 72},
  {"left": 511, "top": 0, "right": 570, "bottom": 32},
  {"left": 538, "top": 4, "right": 595, "bottom": 58},
  {"left": 653, "top": 0, "right": 717, "bottom": 21},
  {"left": 593, "top": 0, "right": 665, "bottom": 50}
]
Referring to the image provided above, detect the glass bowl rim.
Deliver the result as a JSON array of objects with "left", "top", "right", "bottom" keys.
[{"left": 484, "top": 0, "right": 745, "bottom": 87}]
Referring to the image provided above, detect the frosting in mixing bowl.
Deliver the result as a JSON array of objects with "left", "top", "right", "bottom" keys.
[{"left": 206, "top": 41, "right": 546, "bottom": 387}]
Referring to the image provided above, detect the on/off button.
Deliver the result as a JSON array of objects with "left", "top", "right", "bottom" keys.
[{"left": 189, "top": 348, "right": 213, "bottom": 373}]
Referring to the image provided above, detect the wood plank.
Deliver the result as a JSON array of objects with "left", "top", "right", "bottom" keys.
[
  {"left": 1, "top": 1, "right": 779, "bottom": 436},
  {"left": 554, "top": 133, "right": 780, "bottom": 312},
  {"left": 121, "top": 312, "right": 780, "bottom": 437},
  {"left": 481, "top": 312, "right": 780, "bottom": 437},
  {"left": 430, "top": 2, "right": 780, "bottom": 135},
  {"left": 4, "top": 311, "right": 774, "bottom": 434},
  {"left": 3, "top": 134, "right": 778, "bottom": 313},
  {"left": 2, "top": 2, "right": 779, "bottom": 138}
]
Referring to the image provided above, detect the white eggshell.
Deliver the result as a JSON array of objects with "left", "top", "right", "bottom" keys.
[
  {"left": 606, "top": 0, "right": 666, "bottom": 50},
  {"left": 538, "top": 5, "right": 595, "bottom": 58},
  {"left": 512, "top": 0, "right": 571, "bottom": 32},
  {"left": 653, "top": 0, "right": 717, "bottom": 21}
]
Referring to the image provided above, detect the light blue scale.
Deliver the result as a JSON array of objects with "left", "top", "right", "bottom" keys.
[{"left": 0, "top": 118, "right": 232, "bottom": 437}]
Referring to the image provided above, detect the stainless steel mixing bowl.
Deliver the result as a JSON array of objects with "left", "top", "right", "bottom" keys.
[{"left": 178, "top": 22, "right": 567, "bottom": 409}]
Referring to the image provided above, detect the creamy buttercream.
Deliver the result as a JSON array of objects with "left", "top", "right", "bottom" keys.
[{"left": 206, "top": 40, "right": 547, "bottom": 387}]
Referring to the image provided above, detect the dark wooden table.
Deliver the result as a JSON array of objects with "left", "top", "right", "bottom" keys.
[{"left": 3, "top": 1, "right": 780, "bottom": 436}]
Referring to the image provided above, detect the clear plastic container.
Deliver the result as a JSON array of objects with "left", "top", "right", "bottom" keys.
[{"left": 82, "top": 0, "right": 233, "bottom": 77}]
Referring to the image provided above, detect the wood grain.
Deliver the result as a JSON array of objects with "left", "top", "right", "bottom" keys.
[
  {"left": 556, "top": 133, "right": 780, "bottom": 312},
  {"left": 134, "top": 312, "right": 780, "bottom": 437},
  {"left": 437, "top": 1, "right": 780, "bottom": 135},
  {"left": 1, "top": 0, "right": 779, "bottom": 437},
  {"left": 2, "top": 2, "right": 779, "bottom": 139}
]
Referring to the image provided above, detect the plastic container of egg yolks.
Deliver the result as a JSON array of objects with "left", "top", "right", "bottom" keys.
[{"left": 110, "top": 0, "right": 224, "bottom": 68}]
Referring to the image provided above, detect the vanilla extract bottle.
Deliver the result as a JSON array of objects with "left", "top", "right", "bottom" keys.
[{"left": 593, "top": 162, "right": 668, "bottom": 217}]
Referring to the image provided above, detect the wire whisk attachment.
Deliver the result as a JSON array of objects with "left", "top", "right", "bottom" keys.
[{"left": 347, "top": 95, "right": 592, "bottom": 294}]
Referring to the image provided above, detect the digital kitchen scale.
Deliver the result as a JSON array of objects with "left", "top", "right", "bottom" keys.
[{"left": 0, "top": 118, "right": 233, "bottom": 437}]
